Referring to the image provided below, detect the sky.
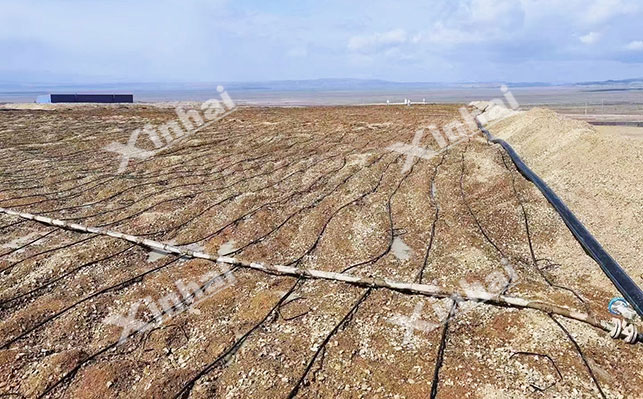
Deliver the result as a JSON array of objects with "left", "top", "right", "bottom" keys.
[{"left": 1, "top": 0, "right": 643, "bottom": 84}]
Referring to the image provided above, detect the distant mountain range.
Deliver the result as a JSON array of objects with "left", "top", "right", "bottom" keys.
[
  {"left": 574, "top": 78, "right": 643, "bottom": 86},
  {"left": 221, "top": 79, "right": 558, "bottom": 91},
  {"left": 1, "top": 77, "right": 642, "bottom": 93}
]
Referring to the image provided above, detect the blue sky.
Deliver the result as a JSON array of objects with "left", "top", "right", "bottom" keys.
[{"left": 1, "top": 0, "right": 643, "bottom": 84}]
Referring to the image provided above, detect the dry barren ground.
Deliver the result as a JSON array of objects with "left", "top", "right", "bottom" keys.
[{"left": 0, "top": 105, "right": 641, "bottom": 398}]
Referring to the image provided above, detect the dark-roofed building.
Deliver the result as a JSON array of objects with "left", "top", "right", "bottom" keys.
[{"left": 36, "top": 94, "right": 134, "bottom": 103}]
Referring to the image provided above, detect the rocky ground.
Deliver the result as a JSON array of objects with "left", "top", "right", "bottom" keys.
[{"left": 0, "top": 105, "right": 641, "bottom": 398}]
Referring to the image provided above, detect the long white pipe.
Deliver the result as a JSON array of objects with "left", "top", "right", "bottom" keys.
[{"left": 0, "top": 207, "right": 630, "bottom": 339}]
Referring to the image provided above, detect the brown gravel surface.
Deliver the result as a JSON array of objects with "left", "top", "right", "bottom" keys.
[{"left": 0, "top": 105, "right": 641, "bottom": 398}]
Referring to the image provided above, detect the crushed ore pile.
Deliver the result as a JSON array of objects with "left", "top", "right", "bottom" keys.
[{"left": 486, "top": 108, "right": 643, "bottom": 286}]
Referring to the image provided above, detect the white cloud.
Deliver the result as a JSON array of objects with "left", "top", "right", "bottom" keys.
[
  {"left": 579, "top": 32, "right": 601, "bottom": 45},
  {"left": 287, "top": 46, "right": 308, "bottom": 57},
  {"left": 346, "top": 24, "right": 484, "bottom": 56},
  {"left": 2, "top": 0, "right": 643, "bottom": 83},
  {"left": 584, "top": 0, "right": 639, "bottom": 24},
  {"left": 468, "top": 0, "right": 524, "bottom": 24},
  {"left": 348, "top": 29, "right": 408, "bottom": 53},
  {"left": 624, "top": 40, "right": 643, "bottom": 51},
  {"left": 419, "top": 24, "right": 484, "bottom": 46}
]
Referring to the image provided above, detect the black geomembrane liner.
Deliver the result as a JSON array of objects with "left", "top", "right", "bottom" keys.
[{"left": 478, "top": 121, "right": 643, "bottom": 317}]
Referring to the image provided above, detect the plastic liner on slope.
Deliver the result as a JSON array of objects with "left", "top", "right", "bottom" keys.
[{"left": 476, "top": 120, "right": 643, "bottom": 317}]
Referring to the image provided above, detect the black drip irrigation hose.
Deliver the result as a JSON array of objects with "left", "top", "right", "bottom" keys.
[{"left": 477, "top": 120, "right": 643, "bottom": 317}]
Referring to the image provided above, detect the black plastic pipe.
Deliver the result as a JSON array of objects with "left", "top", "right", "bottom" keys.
[{"left": 478, "top": 121, "right": 643, "bottom": 317}]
